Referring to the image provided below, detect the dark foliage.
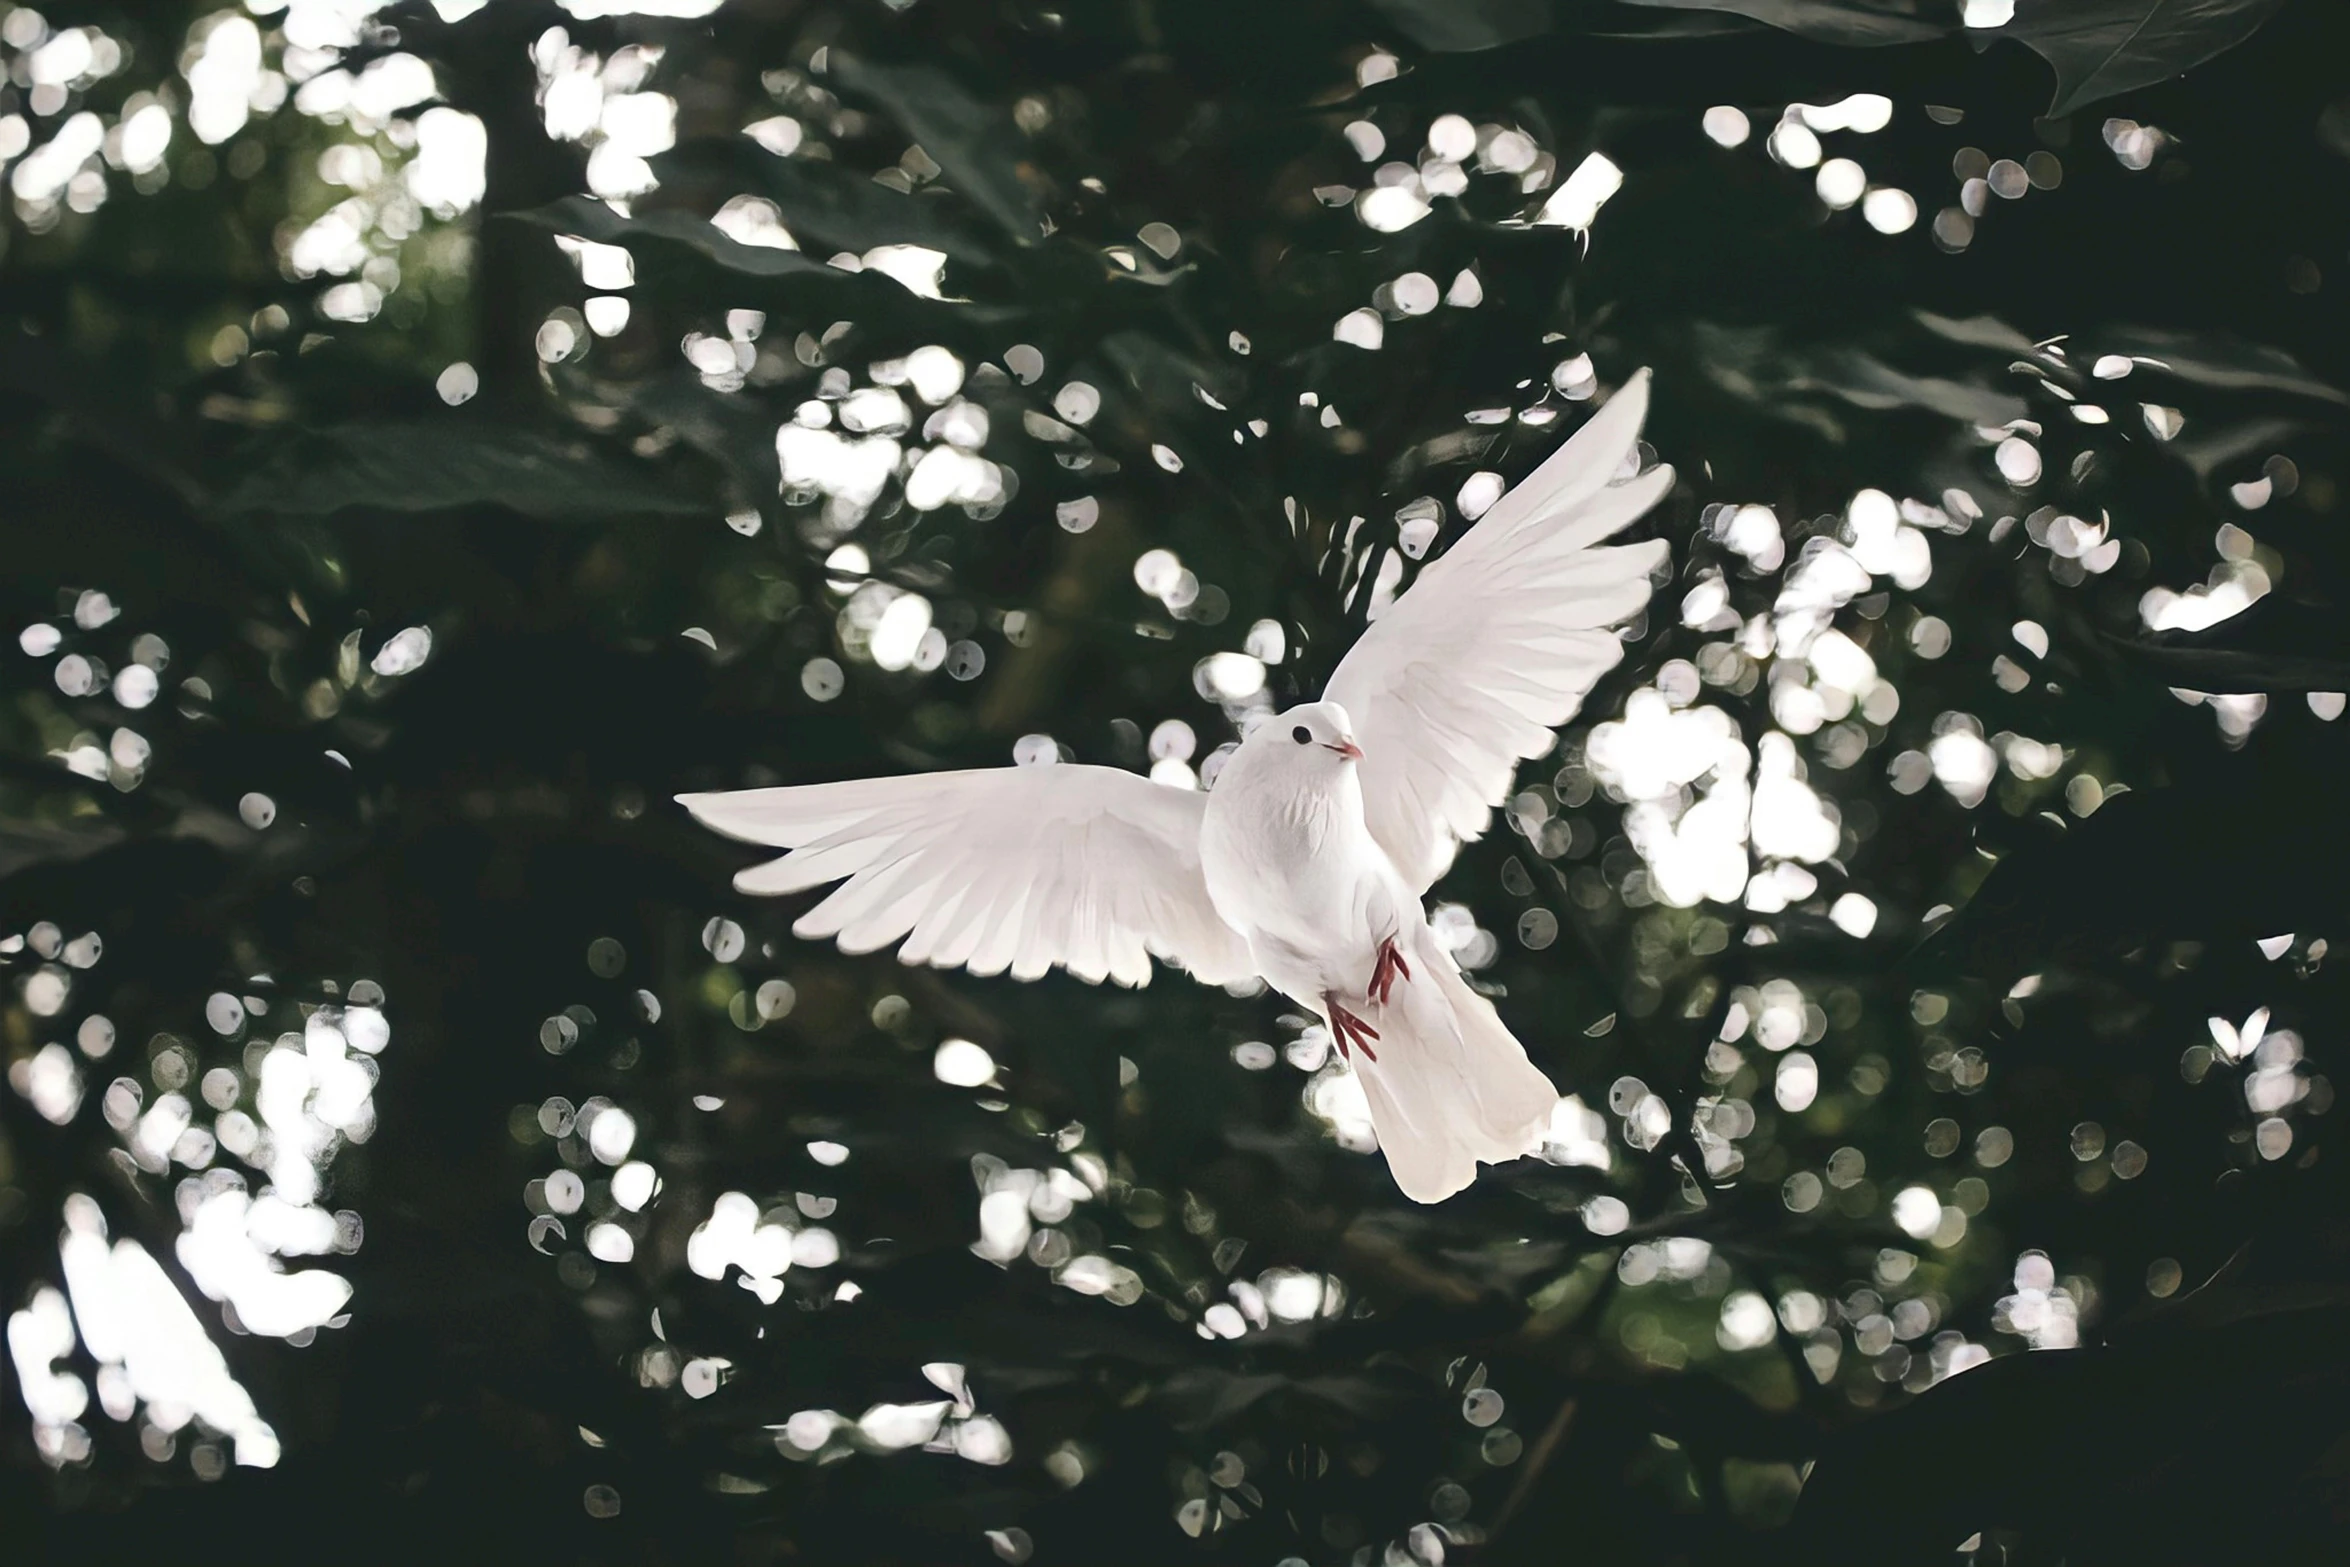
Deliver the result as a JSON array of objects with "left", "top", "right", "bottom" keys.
[{"left": 4, "top": 2, "right": 2348, "bottom": 1563}]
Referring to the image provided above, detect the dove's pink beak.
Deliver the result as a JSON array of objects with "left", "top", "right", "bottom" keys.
[{"left": 1324, "top": 739, "right": 1364, "bottom": 762}]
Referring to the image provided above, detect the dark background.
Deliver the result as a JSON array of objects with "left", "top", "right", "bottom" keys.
[{"left": 4, "top": 1, "right": 2349, "bottom": 1562}]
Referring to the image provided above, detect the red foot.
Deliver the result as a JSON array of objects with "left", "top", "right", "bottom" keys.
[
  {"left": 1325, "top": 996, "right": 1380, "bottom": 1063},
  {"left": 1369, "top": 936, "right": 1412, "bottom": 1007}
]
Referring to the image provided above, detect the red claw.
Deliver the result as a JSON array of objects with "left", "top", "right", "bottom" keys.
[
  {"left": 1369, "top": 936, "right": 1412, "bottom": 1007},
  {"left": 1324, "top": 996, "right": 1380, "bottom": 1063}
]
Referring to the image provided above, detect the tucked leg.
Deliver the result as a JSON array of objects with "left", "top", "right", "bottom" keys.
[
  {"left": 1324, "top": 993, "right": 1380, "bottom": 1063},
  {"left": 1369, "top": 934, "right": 1412, "bottom": 1007}
]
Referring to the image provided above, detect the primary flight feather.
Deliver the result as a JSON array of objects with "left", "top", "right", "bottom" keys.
[{"left": 682, "top": 369, "right": 1673, "bottom": 1201}]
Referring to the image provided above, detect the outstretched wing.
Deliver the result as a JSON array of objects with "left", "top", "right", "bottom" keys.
[
  {"left": 678, "top": 765, "right": 1254, "bottom": 988},
  {"left": 1325, "top": 367, "right": 1673, "bottom": 892}
]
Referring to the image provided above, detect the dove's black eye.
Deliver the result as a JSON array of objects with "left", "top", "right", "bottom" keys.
[{"left": 1291, "top": 725, "right": 1312, "bottom": 745}]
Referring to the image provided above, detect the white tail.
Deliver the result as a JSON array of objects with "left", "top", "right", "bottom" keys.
[{"left": 1349, "top": 924, "right": 1559, "bottom": 1202}]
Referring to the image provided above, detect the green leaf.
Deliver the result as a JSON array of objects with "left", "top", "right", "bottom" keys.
[
  {"left": 1098, "top": 330, "right": 1247, "bottom": 424},
  {"left": 1912, "top": 311, "right": 2041, "bottom": 356},
  {"left": 2090, "top": 324, "right": 2350, "bottom": 404},
  {"left": 667, "top": 140, "right": 1007, "bottom": 267},
  {"left": 506, "top": 194, "right": 1005, "bottom": 339},
  {"left": 505, "top": 197, "right": 1029, "bottom": 358},
  {"left": 616, "top": 372, "right": 785, "bottom": 502},
  {"left": 2111, "top": 595, "right": 2350, "bottom": 694},
  {"left": 2321, "top": 97, "right": 2350, "bottom": 159},
  {"left": 2007, "top": 0, "right": 2288, "bottom": 116},
  {"left": 2165, "top": 413, "right": 2306, "bottom": 481},
  {"left": 0, "top": 815, "right": 128, "bottom": 884},
  {"left": 505, "top": 195, "right": 848, "bottom": 281},
  {"left": 1693, "top": 320, "right": 2030, "bottom": 434},
  {"left": 2112, "top": 643, "right": 2350, "bottom": 694},
  {"left": 1798, "top": 348, "right": 2030, "bottom": 425},
  {"left": 1793, "top": 1284, "right": 2350, "bottom": 1561},
  {"left": 827, "top": 53, "right": 1047, "bottom": 246},
  {"left": 1366, "top": 0, "right": 1557, "bottom": 51},
  {"left": 216, "top": 423, "right": 711, "bottom": 519},
  {"left": 1914, "top": 770, "right": 2350, "bottom": 983},
  {"left": 1617, "top": 0, "right": 1949, "bottom": 46},
  {"left": 1608, "top": 0, "right": 2287, "bottom": 97}
]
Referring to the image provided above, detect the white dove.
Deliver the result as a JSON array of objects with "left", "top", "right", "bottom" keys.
[{"left": 681, "top": 369, "right": 1672, "bottom": 1201}]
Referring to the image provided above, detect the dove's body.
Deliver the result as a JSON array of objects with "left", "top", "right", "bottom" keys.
[
  {"left": 1199, "top": 707, "right": 1563, "bottom": 1200},
  {"left": 681, "top": 369, "right": 1676, "bottom": 1203},
  {"left": 1198, "top": 735, "right": 1412, "bottom": 1008}
]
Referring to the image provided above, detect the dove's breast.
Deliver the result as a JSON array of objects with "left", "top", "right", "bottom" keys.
[{"left": 1197, "top": 762, "right": 1412, "bottom": 997}]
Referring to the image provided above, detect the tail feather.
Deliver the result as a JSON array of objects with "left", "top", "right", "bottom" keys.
[{"left": 1352, "top": 927, "right": 1558, "bottom": 1203}]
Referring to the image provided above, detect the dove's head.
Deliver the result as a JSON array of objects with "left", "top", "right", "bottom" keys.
[{"left": 1252, "top": 701, "right": 1363, "bottom": 774}]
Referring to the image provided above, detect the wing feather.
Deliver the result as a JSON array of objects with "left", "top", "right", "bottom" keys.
[
  {"left": 834, "top": 849, "right": 956, "bottom": 954},
  {"left": 939, "top": 874, "right": 1006, "bottom": 973},
  {"left": 999, "top": 890, "right": 1049, "bottom": 979},
  {"left": 1326, "top": 368, "right": 1674, "bottom": 891},
  {"left": 897, "top": 870, "right": 977, "bottom": 967},
  {"left": 679, "top": 765, "right": 1252, "bottom": 987}
]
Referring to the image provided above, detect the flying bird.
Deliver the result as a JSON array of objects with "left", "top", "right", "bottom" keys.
[{"left": 681, "top": 370, "right": 1673, "bottom": 1201}]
